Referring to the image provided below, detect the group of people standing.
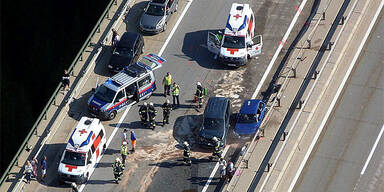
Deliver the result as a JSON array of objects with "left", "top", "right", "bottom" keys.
[
  {"left": 112, "top": 129, "right": 137, "bottom": 183},
  {"left": 24, "top": 156, "right": 47, "bottom": 184}
]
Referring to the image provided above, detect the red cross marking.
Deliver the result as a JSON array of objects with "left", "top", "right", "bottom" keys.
[
  {"left": 65, "top": 164, "right": 78, "bottom": 172},
  {"left": 227, "top": 48, "right": 239, "bottom": 55},
  {"left": 233, "top": 14, "right": 242, "bottom": 20},
  {"left": 79, "top": 129, "right": 87, "bottom": 135}
]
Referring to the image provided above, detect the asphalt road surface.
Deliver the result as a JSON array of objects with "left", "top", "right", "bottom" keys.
[
  {"left": 294, "top": 13, "right": 384, "bottom": 192},
  {"left": 18, "top": 0, "right": 310, "bottom": 191}
]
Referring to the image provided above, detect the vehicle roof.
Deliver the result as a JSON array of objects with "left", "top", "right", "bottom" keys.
[
  {"left": 118, "top": 32, "right": 140, "bottom": 48},
  {"left": 150, "top": 0, "right": 167, "bottom": 6},
  {"left": 224, "top": 3, "right": 251, "bottom": 37},
  {"left": 239, "top": 99, "right": 263, "bottom": 114},
  {"left": 66, "top": 117, "right": 103, "bottom": 153},
  {"left": 204, "top": 97, "right": 230, "bottom": 119}
]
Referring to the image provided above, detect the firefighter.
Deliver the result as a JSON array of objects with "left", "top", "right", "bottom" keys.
[
  {"left": 183, "top": 141, "right": 192, "bottom": 166},
  {"left": 161, "top": 99, "right": 172, "bottom": 126},
  {"left": 148, "top": 102, "right": 157, "bottom": 130},
  {"left": 112, "top": 158, "right": 123, "bottom": 184},
  {"left": 195, "top": 82, "right": 204, "bottom": 108},
  {"left": 139, "top": 102, "right": 148, "bottom": 126},
  {"left": 209, "top": 137, "right": 223, "bottom": 161}
]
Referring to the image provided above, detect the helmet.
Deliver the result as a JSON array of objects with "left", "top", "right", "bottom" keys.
[
  {"left": 116, "top": 158, "right": 120, "bottom": 162},
  {"left": 197, "top": 82, "right": 201, "bottom": 86},
  {"left": 143, "top": 102, "right": 148, "bottom": 106},
  {"left": 212, "top": 137, "right": 218, "bottom": 142},
  {"left": 150, "top": 102, "right": 154, "bottom": 106},
  {"left": 71, "top": 182, "right": 77, "bottom": 188},
  {"left": 122, "top": 141, "right": 127, "bottom": 146},
  {"left": 166, "top": 99, "right": 170, "bottom": 104},
  {"left": 183, "top": 141, "right": 189, "bottom": 147}
]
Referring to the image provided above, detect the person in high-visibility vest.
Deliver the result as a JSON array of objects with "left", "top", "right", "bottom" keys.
[
  {"left": 172, "top": 82, "right": 180, "bottom": 107},
  {"left": 120, "top": 142, "right": 129, "bottom": 166},
  {"left": 162, "top": 72, "right": 172, "bottom": 96}
]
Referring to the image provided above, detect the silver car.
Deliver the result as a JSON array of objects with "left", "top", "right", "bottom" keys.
[{"left": 139, "top": 0, "right": 178, "bottom": 34}]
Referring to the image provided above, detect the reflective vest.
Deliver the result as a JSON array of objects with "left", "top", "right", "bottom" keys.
[
  {"left": 172, "top": 85, "right": 180, "bottom": 96},
  {"left": 163, "top": 75, "right": 172, "bottom": 86},
  {"left": 112, "top": 162, "right": 123, "bottom": 173},
  {"left": 121, "top": 145, "right": 128, "bottom": 156}
]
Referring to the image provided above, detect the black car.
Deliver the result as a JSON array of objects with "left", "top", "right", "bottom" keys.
[
  {"left": 108, "top": 32, "right": 144, "bottom": 72},
  {"left": 199, "top": 97, "right": 232, "bottom": 148},
  {"left": 139, "top": 0, "right": 179, "bottom": 34}
]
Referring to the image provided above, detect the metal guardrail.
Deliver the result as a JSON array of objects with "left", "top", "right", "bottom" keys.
[{"left": 0, "top": 0, "right": 118, "bottom": 186}]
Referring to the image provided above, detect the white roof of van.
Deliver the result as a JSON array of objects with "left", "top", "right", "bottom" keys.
[
  {"left": 224, "top": 3, "right": 250, "bottom": 37},
  {"left": 66, "top": 117, "right": 102, "bottom": 153}
]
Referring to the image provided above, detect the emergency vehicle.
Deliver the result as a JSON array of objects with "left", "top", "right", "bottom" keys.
[
  {"left": 58, "top": 117, "right": 107, "bottom": 184},
  {"left": 207, "top": 3, "right": 263, "bottom": 67},
  {"left": 88, "top": 53, "right": 165, "bottom": 120}
]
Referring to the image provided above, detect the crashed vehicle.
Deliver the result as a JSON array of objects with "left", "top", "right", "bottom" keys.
[{"left": 234, "top": 99, "right": 266, "bottom": 137}]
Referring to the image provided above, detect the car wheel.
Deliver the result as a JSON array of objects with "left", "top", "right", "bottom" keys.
[
  {"left": 163, "top": 22, "right": 167, "bottom": 32},
  {"left": 108, "top": 111, "right": 117, "bottom": 120}
]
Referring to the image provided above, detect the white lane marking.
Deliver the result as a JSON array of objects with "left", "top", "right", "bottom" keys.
[
  {"left": 201, "top": 146, "right": 230, "bottom": 192},
  {"left": 79, "top": 1, "right": 194, "bottom": 191},
  {"left": 251, "top": 0, "right": 309, "bottom": 99},
  {"left": 361, "top": 124, "right": 384, "bottom": 175},
  {"left": 158, "top": 0, "right": 193, "bottom": 56},
  {"left": 78, "top": 106, "right": 131, "bottom": 192},
  {"left": 288, "top": 1, "right": 384, "bottom": 191}
]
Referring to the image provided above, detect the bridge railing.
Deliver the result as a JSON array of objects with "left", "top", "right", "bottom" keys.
[{"left": 0, "top": 0, "right": 120, "bottom": 186}]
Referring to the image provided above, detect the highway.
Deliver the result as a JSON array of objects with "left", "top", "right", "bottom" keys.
[
  {"left": 293, "top": 11, "right": 384, "bottom": 192},
  {"left": 6, "top": 0, "right": 312, "bottom": 191}
]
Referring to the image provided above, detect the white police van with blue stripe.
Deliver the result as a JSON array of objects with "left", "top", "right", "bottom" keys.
[{"left": 88, "top": 53, "right": 164, "bottom": 120}]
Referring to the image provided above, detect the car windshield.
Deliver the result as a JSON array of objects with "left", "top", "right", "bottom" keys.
[
  {"left": 203, "top": 118, "right": 224, "bottom": 130},
  {"left": 222, "top": 35, "right": 245, "bottom": 49},
  {"left": 62, "top": 151, "right": 86, "bottom": 166},
  {"left": 114, "top": 47, "right": 133, "bottom": 57},
  {"left": 146, "top": 4, "right": 165, "bottom": 16},
  {"left": 238, "top": 113, "right": 258, "bottom": 124},
  {"left": 94, "top": 85, "right": 116, "bottom": 103}
]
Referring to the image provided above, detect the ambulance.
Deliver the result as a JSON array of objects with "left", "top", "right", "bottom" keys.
[
  {"left": 207, "top": 3, "right": 263, "bottom": 67},
  {"left": 88, "top": 53, "right": 164, "bottom": 120},
  {"left": 58, "top": 117, "right": 107, "bottom": 184}
]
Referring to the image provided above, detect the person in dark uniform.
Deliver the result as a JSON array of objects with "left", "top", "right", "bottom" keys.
[
  {"left": 161, "top": 99, "right": 172, "bottom": 126},
  {"left": 209, "top": 137, "right": 223, "bottom": 161},
  {"left": 62, "top": 70, "right": 70, "bottom": 92},
  {"left": 195, "top": 82, "right": 204, "bottom": 108},
  {"left": 183, "top": 141, "right": 192, "bottom": 166},
  {"left": 112, "top": 158, "right": 124, "bottom": 184},
  {"left": 139, "top": 102, "right": 149, "bottom": 126},
  {"left": 148, "top": 102, "right": 157, "bottom": 130}
]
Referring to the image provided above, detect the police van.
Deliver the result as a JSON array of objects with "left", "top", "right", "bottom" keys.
[
  {"left": 207, "top": 3, "right": 263, "bottom": 67},
  {"left": 58, "top": 117, "right": 107, "bottom": 184},
  {"left": 88, "top": 53, "right": 165, "bottom": 120}
]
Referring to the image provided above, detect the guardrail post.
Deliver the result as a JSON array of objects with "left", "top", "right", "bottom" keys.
[
  {"left": 339, "top": 16, "right": 346, "bottom": 25},
  {"left": 276, "top": 97, "right": 281, "bottom": 107},
  {"left": 281, "top": 131, "right": 288, "bottom": 141},
  {"left": 307, "top": 39, "right": 311, "bottom": 49},
  {"left": 107, "top": 10, "right": 110, "bottom": 19},
  {"left": 312, "top": 70, "right": 319, "bottom": 80},
  {"left": 265, "top": 163, "right": 272, "bottom": 172},
  {"left": 97, "top": 26, "right": 101, "bottom": 33},
  {"left": 259, "top": 128, "right": 265, "bottom": 138},
  {"left": 322, "top": 12, "right": 326, "bottom": 20},
  {"left": 44, "top": 111, "right": 47, "bottom": 120},
  {"left": 297, "top": 100, "right": 304, "bottom": 109},
  {"left": 327, "top": 42, "right": 334, "bottom": 50},
  {"left": 34, "top": 127, "right": 38, "bottom": 135},
  {"left": 70, "top": 70, "right": 74, "bottom": 76},
  {"left": 244, "top": 159, "right": 249, "bottom": 169},
  {"left": 25, "top": 144, "right": 32, "bottom": 152},
  {"left": 114, "top": 0, "right": 117, "bottom": 5},
  {"left": 80, "top": 53, "right": 83, "bottom": 61},
  {"left": 289, "top": 66, "right": 297, "bottom": 78}
]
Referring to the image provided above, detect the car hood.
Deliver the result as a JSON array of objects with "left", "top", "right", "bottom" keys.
[
  {"left": 110, "top": 54, "right": 133, "bottom": 68},
  {"left": 199, "top": 127, "right": 224, "bottom": 140},
  {"left": 88, "top": 95, "right": 108, "bottom": 109},
  {"left": 235, "top": 123, "right": 258, "bottom": 135},
  {"left": 220, "top": 47, "right": 247, "bottom": 58},
  {"left": 140, "top": 13, "right": 163, "bottom": 27},
  {"left": 58, "top": 162, "right": 86, "bottom": 175}
]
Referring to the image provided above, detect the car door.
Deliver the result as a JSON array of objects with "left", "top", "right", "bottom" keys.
[
  {"left": 207, "top": 32, "right": 221, "bottom": 55},
  {"left": 113, "top": 89, "right": 127, "bottom": 111},
  {"left": 248, "top": 35, "right": 263, "bottom": 58}
]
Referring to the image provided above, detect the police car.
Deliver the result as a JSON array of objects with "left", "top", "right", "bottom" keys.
[
  {"left": 88, "top": 53, "right": 165, "bottom": 120},
  {"left": 207, "top": 3, "right": 263, "bottom": 67},
  {"left": 58, "top": 117, "right": 107, "bottom": 184}
]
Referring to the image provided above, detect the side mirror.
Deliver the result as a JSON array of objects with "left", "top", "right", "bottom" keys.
[{"left": 88, "top": 160, "right": 92, "bottom": 164}]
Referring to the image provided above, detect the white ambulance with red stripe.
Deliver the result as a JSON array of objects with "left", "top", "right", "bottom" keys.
[
  {"left": 58, "top": 117, "right": 107, "bottom": 184},
  {"left": 207, "top": 3, "right": 262, "bottom": 67}
]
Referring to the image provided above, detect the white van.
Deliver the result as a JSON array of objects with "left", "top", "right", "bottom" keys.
[
  {"left": 58, "top": 117, "right": 107, "bottom": 184},
  {"left": 207, "top": 3, "right": 263, "bottom": 67}
]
